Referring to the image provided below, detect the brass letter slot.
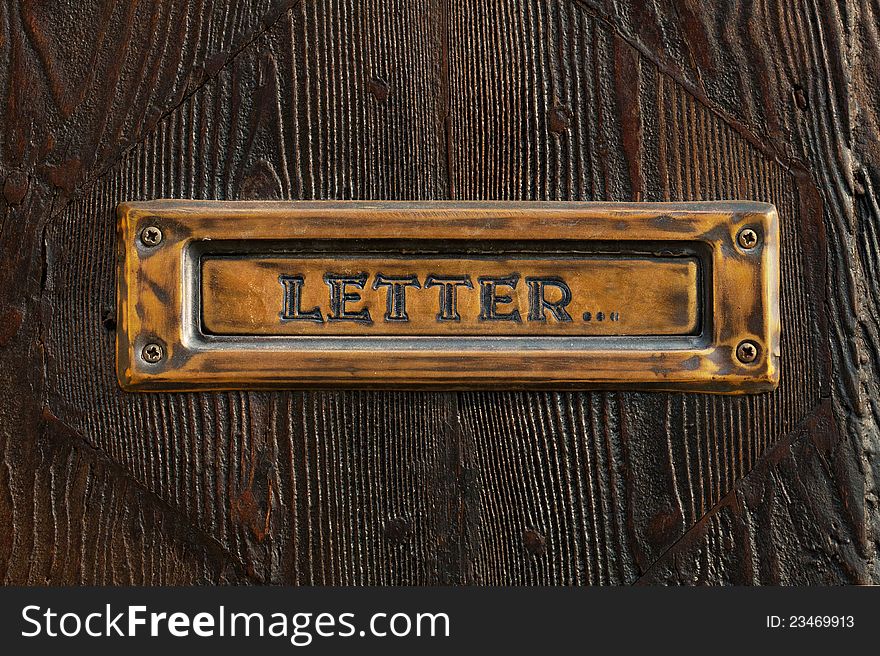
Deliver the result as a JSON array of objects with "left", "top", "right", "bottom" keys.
[{"left": 116, "top": 201, "right": 779, "bottom": 393}]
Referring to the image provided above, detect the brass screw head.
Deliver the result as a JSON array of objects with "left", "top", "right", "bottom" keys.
[
  {"left": 140, "top": 225, "right": 163, "bottom": 247},
  {"left": 736, "top": 340, "right": 759, "bottom": 364},
  {"left": 141, "top": 342, "right": 164, "bottom": 364},
  {"left": 737, "top": 227, "right": 759, "bottom": 250}
]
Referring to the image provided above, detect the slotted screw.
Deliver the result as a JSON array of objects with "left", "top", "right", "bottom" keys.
[{"left": 141, "top": 342, "right": 164, "bottom": 364}]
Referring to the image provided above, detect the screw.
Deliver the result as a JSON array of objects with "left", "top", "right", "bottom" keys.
[
  {"left": 140, "top": 225, "right": 163, "bottom": 247},
  {"left": 736, "top": 340, "right": 759, "bottom": 364},
  {"left": 737, "top": 227, "right": 759, "bottom": 250},
  {"left": 141, "top": 342, "right": 164, "bottom": 363}
]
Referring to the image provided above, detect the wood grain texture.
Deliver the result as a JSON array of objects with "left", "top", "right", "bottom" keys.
[
  {"left": 639, "top": 402, "right": 869, "bottom": 584},
  {"left": 583, "top": 0, "right": 878, "bottom": 580},
  {"left": 1, "top": 0, "right": 875, "bottom": 584},
  {"left": 15, "top": 409, "right": 246, "bottom": 585},
  {"left": 0, "top": 0, "right": 306, "bottom": 585}
]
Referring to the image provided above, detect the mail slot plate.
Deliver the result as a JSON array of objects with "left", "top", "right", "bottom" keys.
[{"left": 116, "top": 200, "right": 780, "bottom": 393}]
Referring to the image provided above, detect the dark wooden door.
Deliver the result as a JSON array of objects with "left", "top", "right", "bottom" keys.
[{"left": 0, "top": 0, "right": 874, "bottom": 584}]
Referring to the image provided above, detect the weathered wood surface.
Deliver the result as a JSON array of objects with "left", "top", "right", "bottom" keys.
[{"left": 0, "top": 0, "right": 875, "bottom": 584}]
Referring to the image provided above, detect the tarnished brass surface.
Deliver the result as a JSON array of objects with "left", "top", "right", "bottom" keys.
[
  {"left": 202, "top": 255, "right": 700, "bottom": 336},
  {"left": 116, "top": 200, "right": 780, "bottom": 393}
]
